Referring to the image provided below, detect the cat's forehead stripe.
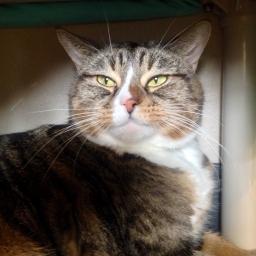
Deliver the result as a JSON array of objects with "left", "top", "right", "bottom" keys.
[
  {"left": 139, "top": 51, "right": 146, "bottom": 67},
  {"left": 109, "top": 57, "right": 116, "bottom": 71},
  {"left": 118, "top": 52, "right": 123, "bottom": 67},
  {"left": 147, "top": 53, "right": 155, "bottom": 71}
]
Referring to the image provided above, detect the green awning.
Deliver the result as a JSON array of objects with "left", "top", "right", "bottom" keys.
[{"left": 0, "top": 0, "right": 203, "bottom": 28}]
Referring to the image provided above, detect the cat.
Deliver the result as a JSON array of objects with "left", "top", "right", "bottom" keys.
[{"left": 0, "top": 21, "right": 254, "bottom": 256}]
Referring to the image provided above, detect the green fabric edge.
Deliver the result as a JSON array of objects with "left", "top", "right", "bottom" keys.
[{"left": 0, "top": 0, "right": 202, "bottom": 28}]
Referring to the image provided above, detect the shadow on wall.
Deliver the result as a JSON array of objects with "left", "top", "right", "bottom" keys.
[{"left": 0, "top": 28, "right": 68, "bottom": 109}]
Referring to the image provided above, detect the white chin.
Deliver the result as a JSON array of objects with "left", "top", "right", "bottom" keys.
[{"left": 109, "top": 120, "right": 155, "bottom": 143}]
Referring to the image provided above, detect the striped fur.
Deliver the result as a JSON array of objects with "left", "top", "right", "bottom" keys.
[
  {"left": 0, "top": 125, "right": 195, "bottom": 255},
  {"left": 0, "top": 21, "right": 254, "bottom": 256}
]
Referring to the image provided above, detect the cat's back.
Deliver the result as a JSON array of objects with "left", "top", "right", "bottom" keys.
[
  {"left": 0, "top": 126, "right": 59, "bottom": 255},
  {"left": 0, "top": 125, "right": 122, "bottom": 255},
  {"left": 0, "top": 125, "right": 56, "bottom": 167}
]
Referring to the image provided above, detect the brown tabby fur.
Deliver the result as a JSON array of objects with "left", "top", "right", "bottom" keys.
[
  {"left": 0, "top": 126, "right": 194, "bottom": 255},
  {"left": 0, "top": 21, "right": 255, "bottom": 256}
]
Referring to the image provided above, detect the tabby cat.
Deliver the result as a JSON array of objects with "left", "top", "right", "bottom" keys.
[{"left": 0, "top": 21, "right": 253, "bottom": 256}]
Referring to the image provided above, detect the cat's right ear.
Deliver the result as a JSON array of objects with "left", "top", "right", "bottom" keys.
[
  {"left": 168, "top": 21, "right": 211, "bottom": 72},
  {"left": 56, "top": 29, "right": 97, "bottom": 71}
]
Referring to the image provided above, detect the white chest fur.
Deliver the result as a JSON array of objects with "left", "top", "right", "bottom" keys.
[{"left": 89, "top": 132, "right": 214, "bottom": 239}]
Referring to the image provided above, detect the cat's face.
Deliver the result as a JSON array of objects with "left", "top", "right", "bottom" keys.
[{"left": 57, "top": 22, "right": 211, "bottom": 150}]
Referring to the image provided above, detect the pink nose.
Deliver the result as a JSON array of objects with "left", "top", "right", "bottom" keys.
[{"left": 123, "top": 98, "right": 137, "bottom": 113}]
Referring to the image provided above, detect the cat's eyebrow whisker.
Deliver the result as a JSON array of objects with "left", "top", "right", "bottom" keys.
[
  {"left": 160, "top": 22, "right": 195, "bottom": 53},
  {"left": 106, "top": 20, "right": 114, "bottom": 58},
  {"left": 157, "top": 19, "right": 176, "bottom": 48},
  {"left": 152, "top": 18, "right": 176, "bottom": 59}
]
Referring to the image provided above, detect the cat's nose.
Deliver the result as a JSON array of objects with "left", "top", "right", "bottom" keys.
[{"left": 122, "top": 98, "right": 137, "bottom": 113}]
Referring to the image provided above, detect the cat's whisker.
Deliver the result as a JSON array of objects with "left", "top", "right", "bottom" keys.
[
  {"left": 28, "top": 106, "right": 106, "bottom": 115},
  {"left": 161, "top": 115, "right": 216, "bottom": 146},
  {"left": 24, "top": 118, "right": 100, "bottom": 168},
  {"left": 167, "top": 115, "right": 226, "bottom": 164},
  {"left": 51, "top": 119, "right": 94, "bottom": 135},
  {"left": 158, "top": 119, "right": 187, "bottom": 137},
  {"left": 168, "top": 103, "right": 204, "bottom": 108},
  {"left": 68, "top": 112, "right": 112, "bottom": 123},
  {"left": 42, "top": 129, "right": 87, "bottom": 180},
  {"left": 43, "top": 118, "right": 108, "bottom": 179},
  {"left": 23, "top": 124, "right": 79, "bottom": 169},
  {"left": 73, "top": 116, "right": 110, "bottom": 125},
  {"left": 73, "top": 121, "right": 111, "bottom": 173},
  {"left": 162, "top": 103, "right": 223, "bottom": 127},
  {"left": 70, "top": 121, "right": 105, "bottom": 175},
  {"left": 162, "top": 118, "right": 222, "bottom": 164},
  {"left": 28, "top": 108, "right": 85, "bottom": 114},
  {"left": 73, "top": 120, "right": 103, "bottom": 133},
  {"left": 173, "top": 116, "right": 225, "bottom": 153},
  {"left": 164, "top": 108, "right": 221, "bottom": 125},
  {"left": 87, "top": 122, "right": 110, "bottom": 137},
  {"left": 72, "top": 136, "right": 88, "bottom": 172},
  {"left": 70, "top": 114, "right": 100, "bottom": 120}
]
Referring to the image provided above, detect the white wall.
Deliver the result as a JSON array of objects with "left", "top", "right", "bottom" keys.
[
  {"left": 221, "top": 14, "right": 256, "bottom": 250},
  {"left": 0, "top": 14, "right": 222, "bottom": 163}
]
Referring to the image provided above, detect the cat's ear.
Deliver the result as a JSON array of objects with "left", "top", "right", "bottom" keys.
[
  {"left": 56, "top": 29, "right": 97, "bottom": 70},
  {"left": 170, "top": 21, "right": 211, "bottom": 72}
]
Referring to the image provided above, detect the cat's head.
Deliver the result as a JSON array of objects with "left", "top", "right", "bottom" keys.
[{"left": 57, "top": 21, "right": 211, "bottom": 152}]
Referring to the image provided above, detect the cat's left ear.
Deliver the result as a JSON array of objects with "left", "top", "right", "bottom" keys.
[
  {"left": 170, "top": 21, "right": 211, "bottom": 72},
  {"left": 56, "top": 29, "right": 97, "bottom": 71}
]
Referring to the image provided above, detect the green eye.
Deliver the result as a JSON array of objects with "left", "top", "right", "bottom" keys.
[
  {"left": 96, "top": 75, "right": 116, "bottom": 87},
  {"left": 147, "top": 75, "right": 168, "bottom": 88}
]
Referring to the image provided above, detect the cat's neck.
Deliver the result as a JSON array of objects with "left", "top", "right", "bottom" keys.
[{"left": 88, "top": 132, "right": 203, "bottom": 172}]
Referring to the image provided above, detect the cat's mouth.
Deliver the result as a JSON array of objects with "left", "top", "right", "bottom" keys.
[
  {"left": 108, "top": 116, "right": 154, "bottom": 143},
  {"left": 107, "top": 105, "right": 156, "bottom": 142},
  {"left": 111, "top": 116, "right": 149, "bottom": 129}
]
